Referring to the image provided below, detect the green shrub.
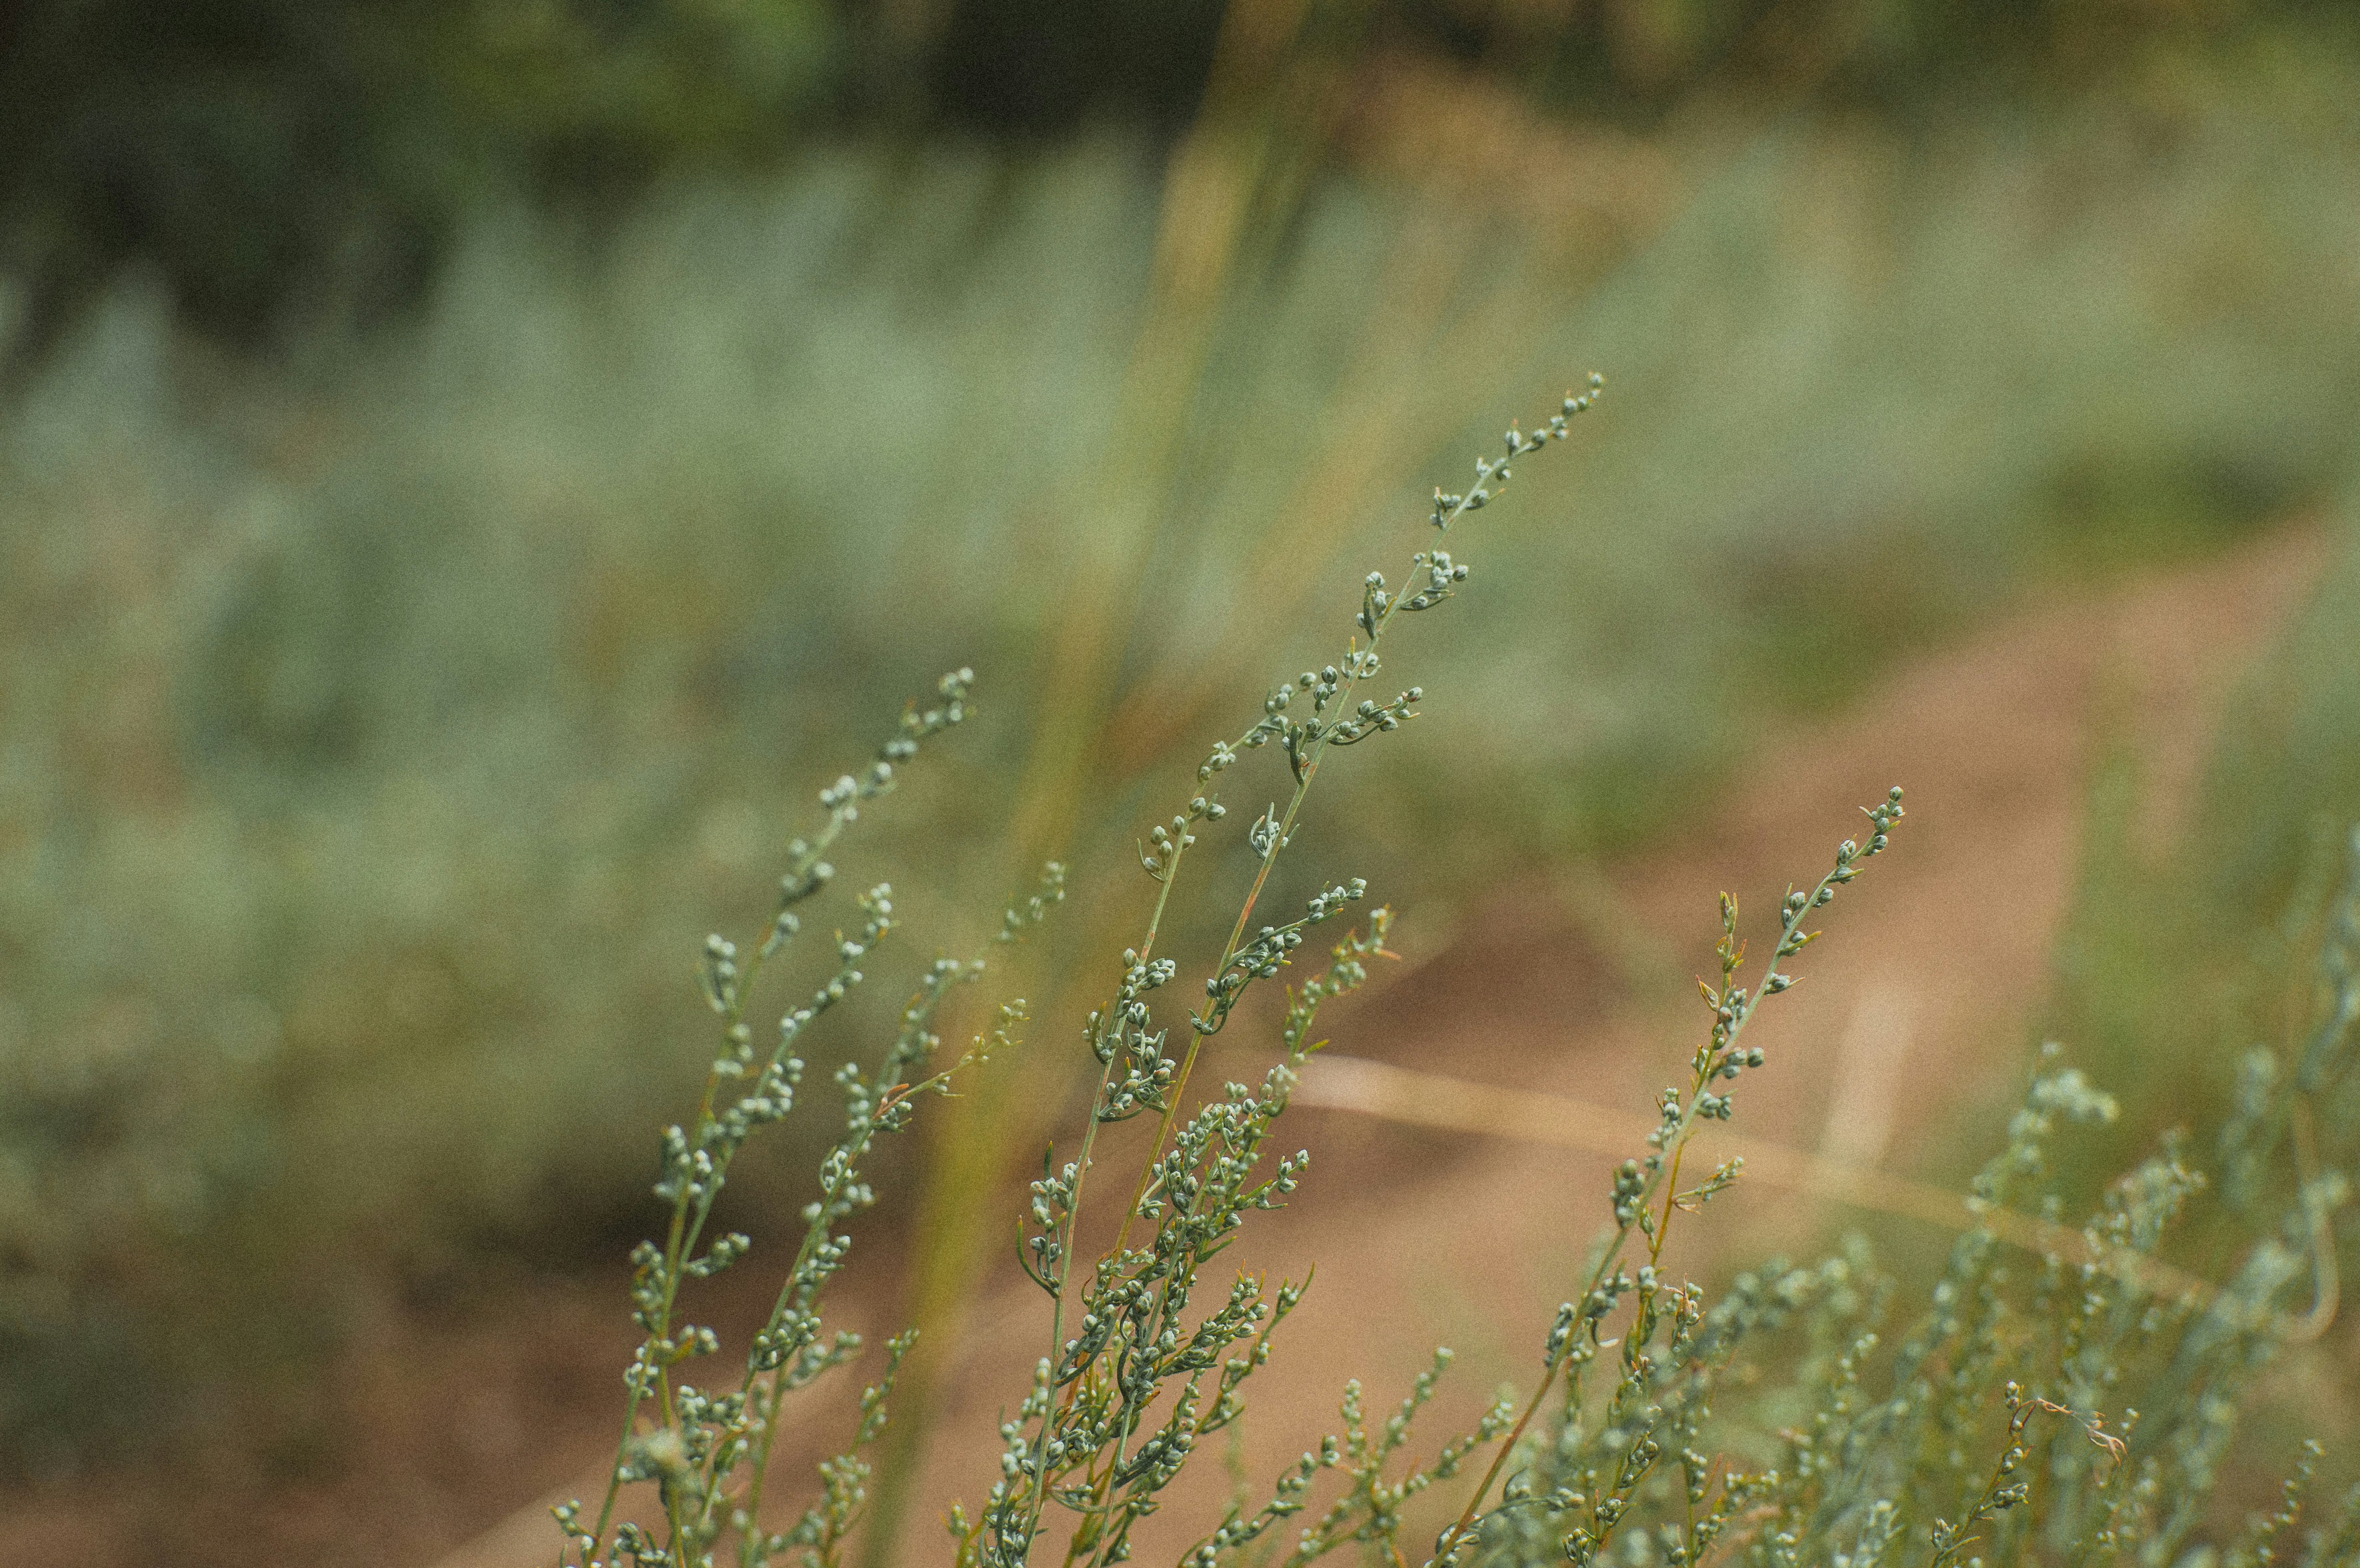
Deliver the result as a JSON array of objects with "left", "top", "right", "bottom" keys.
[{"left": 565, "top": 393, "right": 2360, "bottom": 1568}]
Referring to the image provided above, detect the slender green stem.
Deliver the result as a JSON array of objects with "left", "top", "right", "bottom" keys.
[
  {"left": 1015, "top": 828, "right": 1201, "bottom": 1556},
  {"left": 584, "top": 795, "right": 866, "bottom": 1560},
  {"left": 984, "top": 395, "right": 1596, "bottom": 1567},
  {"left": 727, "top": 970, "right": 992, "bottom": 1562},
  {"left": 1428, "top": 841, "right": 1878, "bottom": 1565},
  {"left": 581, "top": 675, "right": 974, "bottom": 1567},
  {"left": 1051, "top": 405, "right": 1591, "bottom": 1568}
]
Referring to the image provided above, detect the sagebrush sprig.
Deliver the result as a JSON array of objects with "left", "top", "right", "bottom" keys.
[
  {"left": 983, "top": 917, "right": 1399, "bottom": 1568},
  {"left": 777, "top": 1331, "right": 917, "bottom": 1568},
  {"left": 981, "top": 383, "right": 1605, "bottom": 1567},
  {"left": 1261, "top": 1352, "right": 1516, "bottom": 1568},
  {"left": 590, "top": 663, "right": 970, "bottom": 1559},
  {"left": 1926, "top": 1386, "right": 2122, "bottom": 1568},
  {"left": 562, "top": 670, "right": 1066, "bottom": 1568},
  {"left": 1426, "top": 788, "right": 1905, "bottom": 1567}
]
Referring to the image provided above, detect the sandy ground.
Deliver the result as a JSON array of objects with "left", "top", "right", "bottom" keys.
[{"left": 0, "top": 523, "right": 2335, "bottom": 1567}]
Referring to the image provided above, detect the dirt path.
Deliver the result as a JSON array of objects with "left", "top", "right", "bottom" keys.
[{"left": 0, "top": 526, "right": 2330, "bottom": 1567}]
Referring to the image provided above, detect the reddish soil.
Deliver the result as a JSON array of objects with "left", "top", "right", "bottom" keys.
[{"left": 0, "top": 524, "right": 2336, "bottom": 1567}]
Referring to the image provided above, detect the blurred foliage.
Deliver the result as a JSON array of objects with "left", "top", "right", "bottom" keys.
[
  {"left": 3, "top": 0, "right": 2356, "bottom": 354},
  {"left": 2012, "top": 514, "right": 2360, "bottom": 1496},
  {"left": 2044, "top": 518, "right": 2360, "bottom": 1184},
  {"left": 0, "top": 0, "right": 839, "bottom": 349}
]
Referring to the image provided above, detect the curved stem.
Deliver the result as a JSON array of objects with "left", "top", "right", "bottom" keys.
[
  {"left": 1008, "top": 393, "right": 1598, "bottom": 1567},
  {"left": 1053, "top": 408, "right": 1592, "bottom": 1568},
  {"left": 1014, "top": 834, "right": 1199, "bottom": 1557},
  {"left": 1429, "top": 839, "right": 1880, "bottom": 1565}
]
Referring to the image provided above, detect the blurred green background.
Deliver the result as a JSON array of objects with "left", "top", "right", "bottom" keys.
[{"left": 5, "top": 0, "right": 2360, "bottom": 1553}]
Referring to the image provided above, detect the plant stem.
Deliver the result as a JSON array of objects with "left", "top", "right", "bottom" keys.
[
  {"left": 1050, "top": 413, "right": 1589, "bottom": 1568},
  {"left": 582, "top": 785, "right": 877, "bottom": 1563},
  {"left": 1014, "top": 829, "right": 1200, "bottom": 1556},
  {"left": 1428, "top": 850, "right": 1867, "bottom": 1565}
]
